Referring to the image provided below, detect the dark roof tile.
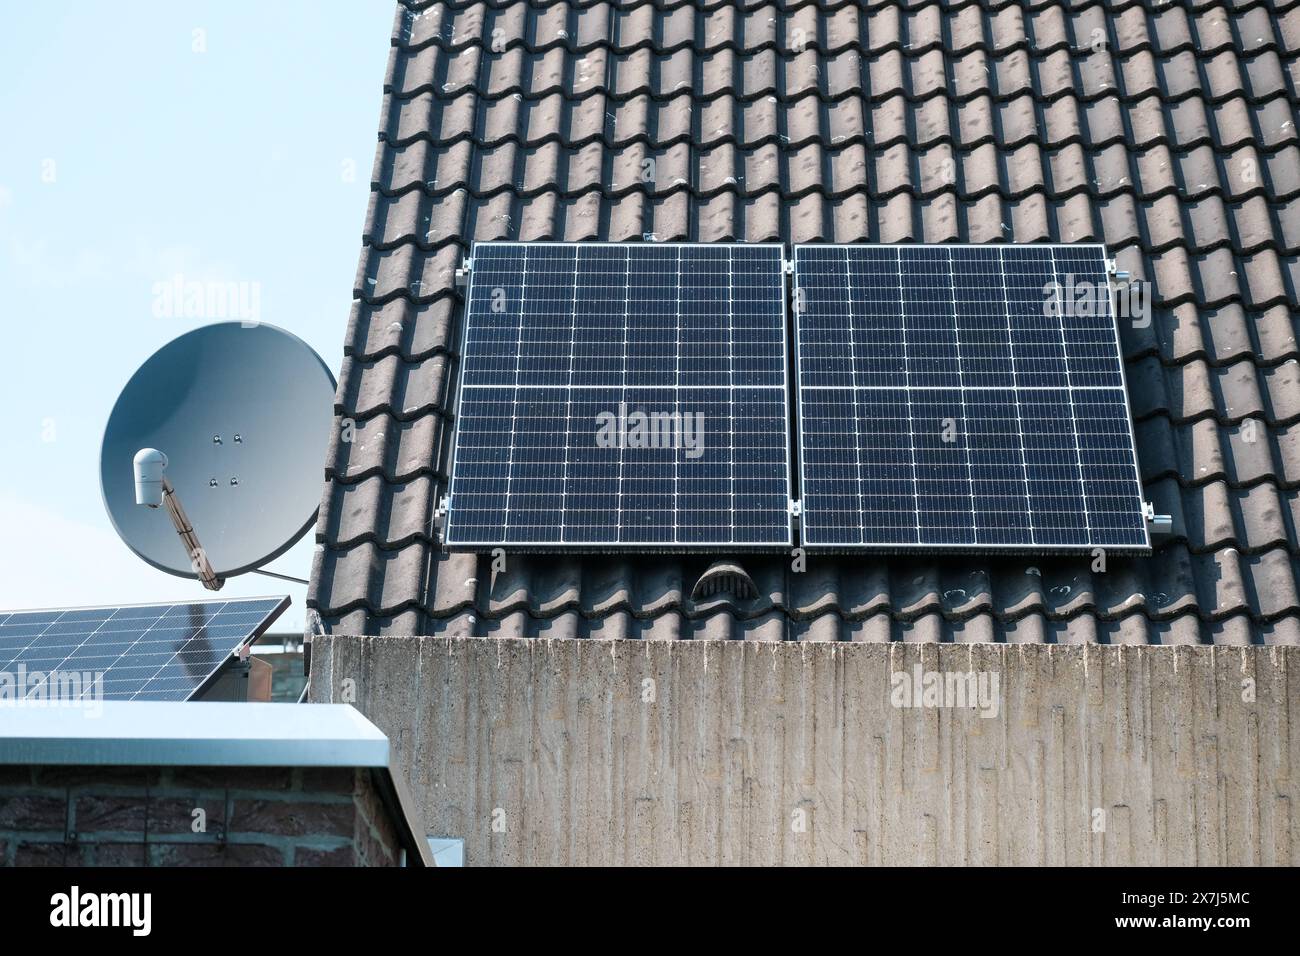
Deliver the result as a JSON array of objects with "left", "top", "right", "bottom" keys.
[
  {"left": 345, "top": 296, "right": 454, "bottom": 362},
  {"left": 324, "top": 411, "right": 444, "bottom": 484},
  {"left": 324, "top": 473, "right": 436, "bottom": 550}
]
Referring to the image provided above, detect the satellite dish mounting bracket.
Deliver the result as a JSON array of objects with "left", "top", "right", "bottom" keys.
[{"left": 157, "top": 476, "right": 225, "bottom": 592}]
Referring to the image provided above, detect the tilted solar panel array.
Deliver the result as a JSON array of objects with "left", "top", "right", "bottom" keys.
[
  {"left": 793, "top": 244, "right": 1148, "bottom": 552},
  {"left": 445, "top": 243, "right": 792, "bottom": 549},
  {"left": 0, "top": 596, "right": 287, "bottom": 701}
]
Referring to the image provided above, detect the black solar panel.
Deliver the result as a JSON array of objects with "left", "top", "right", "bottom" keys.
[
  {"left": 793, "top": 244, "right": 1148, "bottom": 552},
  {"left": 445, "top": 242, "right": 792, "bottom": 549},
  {"left": 0, "top": 596, "right": 287, "bottom": 701}
]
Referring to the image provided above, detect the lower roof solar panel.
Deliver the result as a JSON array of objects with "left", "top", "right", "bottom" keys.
[
  {"left": 793, "top": 243, "right": 1149, "bottom": 553},
  {"left": 445, "top": 242, "right": 793, "bottom": 551},
  {"left": 0, "top": 596, "right": 288, "bottom": 702}
]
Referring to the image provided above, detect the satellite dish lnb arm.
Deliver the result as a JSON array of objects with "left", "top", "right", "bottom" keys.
[
  {"left": 134, "top": 448, "right": 223, "bottom": 590},
  {"left": 159, "top": 477, "right": 224, "bottom": 592}
]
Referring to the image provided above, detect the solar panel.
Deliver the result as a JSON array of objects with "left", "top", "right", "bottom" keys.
[
  {"left": 793, "top": 243, "right": 1148, "bottom": 552},
  {"left": 0, "top": 596, "right": 287, "bottom": 702},
  {"left": 445, "top": 242, "right": 792, "bottom": 550}
]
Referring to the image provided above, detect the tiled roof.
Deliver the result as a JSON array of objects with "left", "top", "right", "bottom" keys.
[{"left": 308, "top": 0, "right": 1300, "bottom": 645}]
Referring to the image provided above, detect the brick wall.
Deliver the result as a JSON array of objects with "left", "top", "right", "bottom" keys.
[{"left": 0, "top": 765, "right": 404, "bottom": 867}]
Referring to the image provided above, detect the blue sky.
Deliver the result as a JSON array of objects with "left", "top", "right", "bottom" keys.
[{"left": 0, "top": 2, "right": 394, "bottom": 630}]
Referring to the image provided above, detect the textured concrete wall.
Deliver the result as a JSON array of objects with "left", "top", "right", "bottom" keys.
[{"left": 309, "top": 637, "right": 1298, "bottom": 866}]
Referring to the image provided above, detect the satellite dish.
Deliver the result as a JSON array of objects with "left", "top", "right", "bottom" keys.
[{"left": 101, "top": 322, "right": 336, "bottom": 586}]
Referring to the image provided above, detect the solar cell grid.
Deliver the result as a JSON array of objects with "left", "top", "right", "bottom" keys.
[
  {"left": 0, "top": 596, "right": 287, "bottom": 701},
  {"left": 446, "top": 242, "right": 792, "bottom": 549},
  {"left": 794, "top": 243, "right": 1147, "bottom": 552}
]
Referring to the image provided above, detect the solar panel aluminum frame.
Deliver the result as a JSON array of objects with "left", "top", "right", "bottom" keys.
[
  {"left": 443, "top": 241, "right": 796, "bottom": 553},
  {"left": 0, "top": 595, "right": 289, "bottom": 702},
  {"left": 185, "top": 595, "right": 288, "bottom": 699},
  {"left": 791, "top": 242, "right": 1150, "bottom": 555}
]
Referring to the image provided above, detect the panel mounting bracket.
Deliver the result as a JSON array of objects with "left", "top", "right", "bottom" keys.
[
  {"left": 432, "top": 495, "right": 450, "bottom": 545},
  {"left": 455, "top": 260, "right": 472, "bottom": 288},
  {"left": 1143, "top": 501, "right": 1172, "bottom": 537}
]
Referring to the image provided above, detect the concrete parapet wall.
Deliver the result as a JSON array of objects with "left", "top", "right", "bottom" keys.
[{"left": 309, "top": 637, "right": 1298, "bottom": 866}]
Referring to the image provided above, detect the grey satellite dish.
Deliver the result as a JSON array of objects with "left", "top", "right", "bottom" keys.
[{"left": 101, "top": 322, "right": 336, "bottom": 589}]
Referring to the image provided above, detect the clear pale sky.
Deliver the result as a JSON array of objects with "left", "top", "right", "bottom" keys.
[{"left": 0, "top": 2, "right": 394, "bottom": 630}]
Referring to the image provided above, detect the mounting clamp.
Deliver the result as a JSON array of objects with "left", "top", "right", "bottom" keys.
[
  {"left": 1143, "top": 501, "right": 1172, "bottom": 537},
  {"left": 432, "top": 495, "right": 451, "bottom": 545}
]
